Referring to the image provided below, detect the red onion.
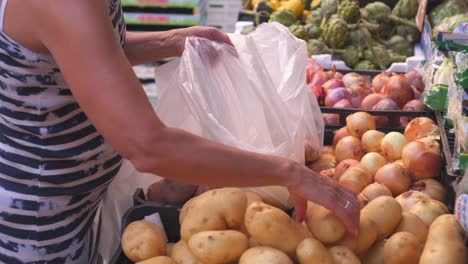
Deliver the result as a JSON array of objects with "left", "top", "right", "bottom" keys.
[
  {"left": 325, "top": 88, "right": 351, "bottom": 107},
  {"left": 342, "top": 72, "right": 366, "bottom": 88},
  {"left": 333, "top": 127, "right": 350, "bottom": 146},
  {"left": 371, "top": 72, "right": 394, "bottom": 93},
  {"left": 400, "top": 100, "right": 427, "bottom": 126},
  {"left": 382, "top": 75, "right": 414, "bottom": 107},
  {"left": 401, "top": 141, "right": 442, "bottom": 181},
  {"left": 323, "top": 79, "right": 345, "bottom": 95},
  {"left": 361, "top": 93, "right": 384, "bottom": 110},
  {"left": 349, "top": 83, "right": 373, "bottom": 108},
  {"left": 323, "top": 113, "right": 340, "bottom": 125},
  {"left": 310, "top": 84, "right": 326, "bottom": 105},
  {"left": 405, "top": 70, "right": 425, "bottom": 93},
  {"left": 372, "top": 98, "right": 400, "bottom": 126},
  {"left": 333, "top": 99, "right": 352, "bottom": 108}
]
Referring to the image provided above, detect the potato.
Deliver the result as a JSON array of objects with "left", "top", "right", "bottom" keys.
[
  {"left": 147, "top": 179, "right": 197, "bottom": 205},
  {"left": 296, "top": 238, "right": 333, "bottom": 264},
  {"left": 384, "top": 232, "right": 422, "bottom": 264},
  {"left": 408, "top": 199, "right": 449, "bottom": 227},
  {"left": 239, "top": 246, "right": 293, "bottom": 264},
  {"left": 180, "top": 188, "right": 247, "bottom": 240},
  {"left": 121, "top": 221, "right": 167, "bottom": 262},
  {"left": 244, "top": 191, "right": 263, "bottom": 206},
  {"left": 394, "top": 212, "right": 428, "bottom": 244},
  {"left": 337, "top": 217, "right": 378, "bottom": 255},
  {"left": 244, "top": 202, "right": 311, "bottom": 257},
  {"left": 360, "top": 196, "right": 402, "bottom": 240},
  {"left": 360, "top": 240, "right": 385, "bottom": 264},
  {"left": 136, "top": 256, "right": 176, "bottom": 264},
  {"left": 328, "top": 246, "right": 361, "bottom": 264},
  {"left": 248, "top": 237, "right": 260, "bottom": 248},
  {"left": 171, "top": 240, "right": 204, "bottom": 264},
  {"left": 305, "top": 201, "right": 346, "bottom": 244},
  {"left": 187, "top": 230, "right": 248, "bottom": 264},
  {"left": 419, "top": 214, "right": 468, "bottom": 264}
]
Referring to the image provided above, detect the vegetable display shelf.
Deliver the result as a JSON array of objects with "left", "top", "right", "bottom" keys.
[
  {"left": 122, "top": 0, "right": 200, "bottom": 9},
  {"left": 124, "top": 12, "right": 200, "bottom": 26}
]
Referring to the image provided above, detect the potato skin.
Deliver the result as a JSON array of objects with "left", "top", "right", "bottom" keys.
[
  {"left": 121, "top": 221, "right": 167, "bottom": 262},
  {"left": 187, "top": 230, "right": 248, "bottom": 264},
  {"left": 244, "top": 191, "right": 263, "bottom": 206},
  {"left": 170, "top": 240, "right": 204, "bottom": 264},
  {"left": 136, "top": 256, "right": 177, "bottom": 264},
  {"left": 383, "top": 232, "right": 422, "bottom": 264},
  {"left": 239, "top": 247, "right": 293, "bottom": 264},
  {"left": 296, "top": 238, "right": 333, "bottom": 264},
  {"left": 305, "top": 201, "right": 346, "bottom": 244},
  {"left": 360, "top": 240, "right": 385, "bottom": 264},
  {"left": 394, "top": 212, "right": 428, "bottom": 244},
  {"left": 328, "top": 246, "right": 361, "bottom": 264},
  {"left": 419, "top": 214, "right": 468, "bottom": 264},
  {"left": 360, "top": 196, "right": 402, "bottom": 240},
  {"left": 336, "top": 216, "right": 378, "bottom": 255},
  {"left": 180, "top": 188, "right": 247, "bottom": 240},
  {"left": 244, "top": 202, "right": 311, "bottom": 257}
]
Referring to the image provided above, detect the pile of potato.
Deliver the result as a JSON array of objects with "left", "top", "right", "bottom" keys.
[{"left": 121, "top": 187, "right": 467, "bottom": 264}]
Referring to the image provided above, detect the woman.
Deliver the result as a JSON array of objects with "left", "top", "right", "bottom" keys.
[{"left": 0, "top": 0, "right": 359, "bottom": 263}]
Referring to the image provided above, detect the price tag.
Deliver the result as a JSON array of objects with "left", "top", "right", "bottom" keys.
[{"left": 144, "top": 213, "right": 168, "bottom": 241}]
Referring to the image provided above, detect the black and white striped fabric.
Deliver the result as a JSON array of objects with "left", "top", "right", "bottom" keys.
[{"left": 0, "top": 0, "right": 125, "bottom": 263}]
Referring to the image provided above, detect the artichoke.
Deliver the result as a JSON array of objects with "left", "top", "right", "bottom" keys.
[
  {"left": 355, "top": 60, "right": 377, "bottom": 70},
  {"left": 323, "top": 17, "right": 349, "bottom": 49},
  {"left": 338, "top": 0, "right": 360, "bottom": 23},
  {"left": 363, "top": 2, "right": 418, "bottom": 29},
  {"left": 384, "top": 35, "right": 413, "bottom": 57},
  {"left": 333, "top": 45, "right": 363, "bottom": 68},
  {"left": 305, "top": 23, "right": 322, "bottom": 39},
  {"left": 269, "top": 10, "right": 298, "bottom": 27},
  {"left": 349, "top": 26, "right": 372, "bottom": 48},
  {"left": 392, "top": 0, "right": 419, "bottom": 19},
  {"left": 306, "top": 8, "right": 323, "bottom": 26},
  {"left": 307, "top": 39, "right": 328, "bottom": 56},
  {"left": 321, "top": 0, "right": 340, "bottom": 18},
  {"left": 289, "top": 24, "right": 309, "bottom": 40},
  {"left": 395, "top": 25, "right": 421, "bottom": 43},
  {"left": 364, "top": 44, "right": 406, "bottom": 70}
]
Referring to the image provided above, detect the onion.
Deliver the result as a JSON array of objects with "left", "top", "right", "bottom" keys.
[
  {"left": 308, "top": 153, "right": 337, "bottom": 172},
  {"left": 334, "top": 159, "right": 360, "bottom": 181},
  {"left": 395, "top": 190, "right": 430, "bottom": 211},
  {"left": 333, "top": 127, "right": 350, "bottom": 146},
  {"left": 310, "top": 70, "right": 331, "bottom": 88},
  {"left": 361, "top": 94, "right": 384, "bottom": 110},
  {"left": 411, "top": 179, "right": 446, "bottom": 203},
  {"left": 382, "top": 75, "right": 414, "bottom": 106},
  {"left": 358, "top": 182, "right": 393, "bottom": 207},
  {"left": 320, "top": 168, "right": 335, "bottom": 178},
  {"left": 404, "top": 117, "right": 439, "bottom": 142},
  {"left": 333, "top": 99, "right": 353, "bottom": 108},
  {"left": 405, "top": 70, "right": 425, "bottom": 93},
  {"left": 361, "top": 130, "right": 385, "bottom": 153},
  {"left": 381, "top": 132, "right": 408, "bottom": 161},
  {"left": 372, "top": 72, "right": 394, "bottom": 93},
  {"left": 401, "top": 141, "right": 442, "bottom": 180},
  {"left": 360, "top": 152, "right": 387, "bottom": 178},
  {"left": 310, "top": 84, "right": 326, "bottom": 104},
  {"left": 409, "top": 199, "right": 449, "bottom": 226},
  {"left": 335, "top": 136, "right": 364, "bottom": 162},
  {"left": 349, "top": 83, "right": 372, "bottom": 108},
  {"left": 400, "top": 100, "right": 427, "bottom": 126},
  {"left": 325, "top": 88, "right": 351, "bottom": 107},
  {"left": 374, "top": 163, "right": 411, "bottom": 196},
  {"left": 412, "top": 86, "right": 422, "bottom": 100},
  {"left": 417, "top": 137, "right": 441, "bottom": 151},
  {"left": 323, "top": 79, "right": 345, "bottom": 95},
  {"left": 346, "top": 112, "right": 376, "bottom": 138},
  {"left": 322, "top": 146, "right": 335, "bottom": 155},
  {"left": 323, "top": 113, "right": 340, "bottom": 125},
  {"left": 339, "top": 165, "right": 371, "bottom": 194},
  {"left": 305, "top": 139, "right": 321, "bottom": 162},
  {"left": 393, "top": 159, "right": 405, "bottom": 167},
  {"left": 372, "top": 98, "right": 399, "bottom": 127},
  {"left": 342, "top": 72, "right": 366, "bottom": 88},
  {"left": 332, "top": 71, "right": 344, "bottom": 79}
]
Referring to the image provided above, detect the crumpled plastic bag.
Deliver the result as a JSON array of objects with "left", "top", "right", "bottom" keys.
[{"left": 154, "top": 22, "right": 324, "bottom": 209}]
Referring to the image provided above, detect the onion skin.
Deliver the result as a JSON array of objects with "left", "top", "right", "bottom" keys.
[
  {"left": 405, "top": 70, "right": 425, "bottom": 93},
  {"left": 342, "top": 72, "right": 366, "bottom": 88},
  {"left": 334, "top": 159, "right": 360, "bottom": 181},
  {"left": 358, "top": 182, "right": 393, "bottom": 207},
  {"left": 404, "top": 117, "right": 439, "bottom": 142},
  {"left": 333, "top": 127, "right": 350, "bottom": 146},
  {"left": 360, "top": 152, "right": 387, "bottom": 178},
  {"left": 349, "top": 83, "right": 372, "bottom": 108},
  {"left": 323, "top": 113, "right": 340, "bottom": 125},
  {"left": 372, "top": 98, "right": 400, "bottom": 127},
  {"left": 361, "top": 130, "right": 385, "bottom": 153},
  {"left": 323, "top": 79, "right": 345, "bottom": 95},
  {"left": 401, "top": 141, "right": 442, "bottom": 180},
  {"left": 310, "top": 70, "right": 331, "bottom": 89},
  {"left": 308, "top": 153, "right": 337, "bottom": 172},
  {"left": 382, "top": 75, "right": 414, "bottom": 107},
  {"left": 325, "top": 88, "right": 351, "bottom": 107},
  {"left": 400, "top": 100, "right": 427, "bottom": 126},
  {"left": 335, "top": 136, "right": 364, "bottom": 162},
  {"left": 395, "top": 190, "right": 431, "bottom": 212},
  {"left": 338, "top": 165, "right": 371, "bottom": 194},
  {"left": 417, "top": 137, "right": 441, "bottom": 151},
  {"left": 311, "top": 84, "right": 326, "bottom": 105},
  {"left": 372, "top": 72, "right": 394, "bottom": 93},
  {"left": 410, "top": 179, "right": 446, "bottom": 203},
  {"left": 409, "top": 199, "right": 449, "bottom": 227},
  {"left": 346, "top": 112, "right": 376, "bottom": 138},
  {"left": 322, "top": 146, "right": 335, "bottom": 155},
  {"left": 319, "top": 168, "right": 336, "bottom": 179},
  {"left": 333, "top": 99, "right": 353, "bottom": 108},
  {"left": 361, "top": 94, "right": 384, "bottom": 110},
  {"left": 381, "top": 132, "right": 408, "bottom": 161},
  {"left": 374, "top": 163, "right": 412, "bottom": 196}
]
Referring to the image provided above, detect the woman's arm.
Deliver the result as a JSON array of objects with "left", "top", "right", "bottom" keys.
[
  {"left": 30, "top": 0, "right": 358, "bottom": 233},
  {"left": 124, "top": 27, "right": 232, "bottom": 65}
]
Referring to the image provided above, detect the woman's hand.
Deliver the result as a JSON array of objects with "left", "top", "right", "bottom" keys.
[
  {"left": 288, "top": 169, "right": 360, "bottom": 236},
  {"left": 172, "top": 26, "right": 233, "bottom": 56}
]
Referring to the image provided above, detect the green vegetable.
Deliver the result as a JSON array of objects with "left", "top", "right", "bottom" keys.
[
  {"left": 392, "top": 0, "right": 419, "bottom": 19},
  {"left": 432, "top": 13, "right": 468, "bottom": 39},
  {"left": 349, "top": 27, "right": 372, "bottom": 48},
  {"left": 322, "top": 17, "right": 349, "bottom": 48},
  {"left": 333, "top": 45, "right": 363, "bottom": 68},
  {"left": 307, "top": 39, "right": 328, "bottom": 56},
  {"left": 269, "top": 10, "right": 298, "bottom": 27},
  {"left": 364, "top": 43, "right": 406, "bottom": 70},
  {"left": 305, "top": 23, "right": 322, "bottom": 39},
  {"left": 337, "top": 0, "right": 360, "bottom": 23},
  {"left": 289, "top": 24, "right": 309, "bottom": 40},
  {"left": 306, "top": 8, "right": 323, "bottom": 26},
  {"left": 354, "top": 60, "right": 377, "bottom": 70},
  {"left": 320, "top": 0, "right": 340, "bottom": 18},
  {"left": 383, "top": 35, "right": 413, "bottom": 57},
  {"left": 255, "top": 1, "right": 274, "bottom": 13},
  {"left": 395, "top": 25, "right": 421, "bottom": 43},
  {"left": 363, "top": 2, "right": 418, "bottom": 28},
  {"left": 429, "top": 0, "right": 468, "bottom": 27}
]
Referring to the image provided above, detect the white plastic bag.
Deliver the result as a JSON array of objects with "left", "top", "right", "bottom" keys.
[{"left": 154, "top": 23, "right": 324, "bottom": 208}]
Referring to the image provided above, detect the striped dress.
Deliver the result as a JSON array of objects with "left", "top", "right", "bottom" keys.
[{"left": 0, "top": 0, "right": 126, "bottom": 263}]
